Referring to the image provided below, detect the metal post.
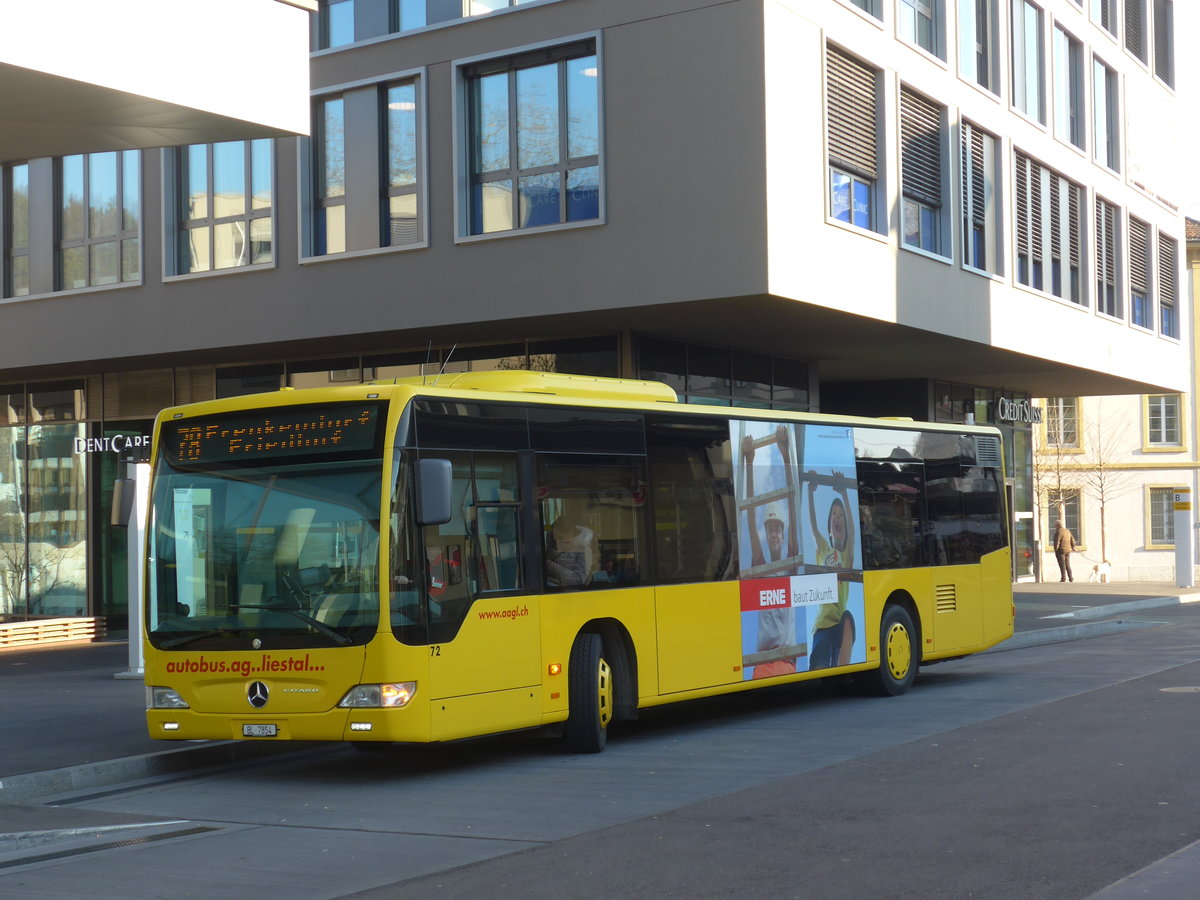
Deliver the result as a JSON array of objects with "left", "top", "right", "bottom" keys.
[
  {"left": 1174, "top": 488, "right": 1194, "bottom": 589},
  {"left": 115, "top": 461, "right": 151, "bottom": 680}
]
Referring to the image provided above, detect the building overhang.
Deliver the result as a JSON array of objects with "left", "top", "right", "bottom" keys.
[
  {"left": 0, "top": 0, "right": 314, "bottom": 163},
  {"left": 4, "top": 294, "right": 1181, "bottom": 401}
]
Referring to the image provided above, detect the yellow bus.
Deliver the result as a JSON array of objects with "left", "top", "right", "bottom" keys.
[{"left": 143, "top": 370, "right": 1013, "bottom": 752}]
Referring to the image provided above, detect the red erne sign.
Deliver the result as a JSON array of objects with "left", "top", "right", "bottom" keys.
[{"left": 739, "top": 578, "right": 791, "bottom": 612}]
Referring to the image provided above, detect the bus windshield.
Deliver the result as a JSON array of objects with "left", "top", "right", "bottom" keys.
[{"left": 148, "top": 456, "right": 383, "bottom": 651}]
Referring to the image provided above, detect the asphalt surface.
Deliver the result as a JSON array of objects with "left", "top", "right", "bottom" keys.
[{"left": 2, "top": 580, "right": 1199, "bottom": 897}]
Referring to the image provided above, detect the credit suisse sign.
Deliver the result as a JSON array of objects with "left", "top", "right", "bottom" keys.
[{"left": 996, "top": 398, "right": 1043, "bottom": 424}]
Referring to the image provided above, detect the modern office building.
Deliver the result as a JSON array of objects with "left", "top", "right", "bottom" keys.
[{"left": 0, "top": 0, "right": 1188, "bottom": 626}]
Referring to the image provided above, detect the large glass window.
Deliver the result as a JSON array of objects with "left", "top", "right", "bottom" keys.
[
  {"left": 322, "top": 0, "right": 356, "bottom": 47},
  {"left": 319, "top": 0, "right": 544, "bottom": 48},
  {"left": 384, "top": 80, "right": 421, "bottom": 246},
  {"left": 637, "top": 336, "right": 810, "bottom": 411},
  {"left": 899, "top": 0, "right": 940, "bottom": 57},
  {"left": 1092, "top": 0, "right": 1117, "bottom": 35},
  {"left": 1014, "top": 151, "right": 1083, "bottom": 303},
  {"left": 1092, "top": 57, "right": 1119, "bottom": 171},
  {"left": 465, "top": 41, "right": 600, "bottom": 235},
  {"left": 3, "top": 163, "right": 29, "bottom": 297},
  {"left": 1052, "top": 26, "right": 1084, "bottom": 149},
  {"left": 0, "top": 382, "right": 88, "bottom": 619},
  {"left": 900, "top": 86, "right": 945, "bottom": 254},
  {"left": 1011, "top": 0, "right": 1045, "bottom": 123},
  {"left": 961, "top": 121, "right": 999, "bottom": 273},
  {"left": 58, "top": 151, "right": 140, "bottom": 290},
  {"left": 177, "top": 140, "right": 273, "bottom": 274},
  {"left": 958, "top": 0, "right": 998, "bottom": 91},
  {"left": 315, "top": 96, "right": 346, "bottom": 255},
  {"left": 826, "top": 44, "right": 880, "bottom": 232}
]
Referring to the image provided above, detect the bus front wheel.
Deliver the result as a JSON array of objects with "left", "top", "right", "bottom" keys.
[
  {"left": 564, "top": 632, "right": 613, "bottom": 753},
  {"left": 865, "top": 604, "right": 918, "bottom": 697}
]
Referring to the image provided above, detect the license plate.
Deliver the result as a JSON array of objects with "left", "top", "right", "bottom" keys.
[{"left": 242, "top": 723, "right": 277, "bottom": 738}]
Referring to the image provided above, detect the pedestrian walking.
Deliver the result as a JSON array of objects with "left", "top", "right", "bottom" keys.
[{"left": 1053, "top": 519, "right": 1077, "bottom": 582}]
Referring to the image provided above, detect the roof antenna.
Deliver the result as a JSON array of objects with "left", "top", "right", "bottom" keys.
[
  {"left": 433, "top": 343, "right": 457, "bottom": 386},
  {"left": 422, "top": 341, "right": 434, "bottom": 385}
]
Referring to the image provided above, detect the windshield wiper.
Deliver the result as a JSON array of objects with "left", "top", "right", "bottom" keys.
[
  {"left": 232, "top": 605, "right": 353, "bottom": 646},
  {"left": 159, "top": 628, "right": 233, "bottom": 650}
]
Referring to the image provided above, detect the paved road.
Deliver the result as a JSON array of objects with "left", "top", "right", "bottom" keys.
[{"left": 1, "top": 582, "right": 1199, "bottom": 897}]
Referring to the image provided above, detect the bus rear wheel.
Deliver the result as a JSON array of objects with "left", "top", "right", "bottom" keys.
[
  {"left": 564, "top": 632, "right": 613, "bottom": 753},
  {"left": 865, "top": 604, "right": 918, "bottom": 697}
]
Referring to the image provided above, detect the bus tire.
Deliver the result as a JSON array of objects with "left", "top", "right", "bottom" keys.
[
  {"left": 865, "top": 604, "right": 918, "bottom": 697},
  {"left": 564, "top": 632, "right": 613, "bottom": 753}
]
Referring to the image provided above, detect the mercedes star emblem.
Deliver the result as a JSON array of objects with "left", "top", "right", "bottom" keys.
[{"left": 247, "top": 681, "right": 270, "bottom": 709}]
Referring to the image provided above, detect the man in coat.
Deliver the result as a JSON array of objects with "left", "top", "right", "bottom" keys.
[{"left": 1054, "top": 519, "right": 1077, "bottom": 583}]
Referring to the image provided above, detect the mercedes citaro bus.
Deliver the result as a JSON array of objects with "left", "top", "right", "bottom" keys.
[{"left": 142, "top": 371, "right": 1013, "bottom": 752}]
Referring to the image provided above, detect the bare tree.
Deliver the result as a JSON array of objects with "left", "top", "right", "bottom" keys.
[
  {"left": 1035, "top": 397, "right": 1138, "bottom": 571},
  {"left": 1074, "top": 398, "right": 1137, "bottom": 563}
]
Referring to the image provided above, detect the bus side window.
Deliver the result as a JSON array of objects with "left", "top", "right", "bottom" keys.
[
  {"left": 857, "top": 462, "right": 926, "bottom": 570},
  {"left": 537, "top": 454, "right": 648, "bottom": 591},
  {"left": 646, "top": 415, "right": 735, "bottom": 583}
]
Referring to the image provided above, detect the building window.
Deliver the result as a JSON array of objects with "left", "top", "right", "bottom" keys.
[
  {"left": 322, "top": 0, "right": 356, "bottom": 48},
  {"left": 1052, "top": 26, "right": 1084, "bottom": 149},
  {"left": 1128, "top": 217, "right": 1150, "bottom": 328},
  {"left": 961, "top": 121, "right": 999, "bottom": 273},
  {"left": 307, "top": 77, "right": 425, "bottom": 257},
  {"left": 1153, "top": 0, "right": 1174, "bottom": 85},
  {"left": 315, "top": 96, "right": 346, "bottom": 255},
  {"left": 1149, "top": 486, "right": 1176, "bottom": 545},
  {"left": 1014, "top": 152, "right": 1083, "bottom": 303},
  {"left": 1146, "top": 394, "right": 1180, "bottom": 446},
  {"left": 1045, "top": 397, "right": 1079, "bottom": 448},
  {"left": 3, "top": 163, "right": 29, "bottom": 298},
  {"left": 900, "top": 0, "right": 940, "bottom": 57},
  {"left": 826, "top": 44, "right": 880, "bottom": 232},
  {"left": 1047, "top": 488, "right": 1081, "bottom": 541},
  {"left": 1158, "top": 234, "right": 1178, "bottom": 337},
  {"left": 1092, "top": 0, "right": 1117, "bottom": 34},
  {"left": 176, "top": 140, "right": 273, "bottom": 274},
  {"left": 900, "top": 87, "right": 944, "bottom": 254},
  {"left": 959, "top": 0, "right": 998, "bottom": 92},
  {"left": 850, "top": 0, "right": 882, "bottom": 15},
  {"left": 1012, "top": 0, "right": 1045, "bottom": 123},
  {"left": 463, "top": 41, "right": 600, "bottom": 236},
  {"left": 1092, "top": 58, "right": 1119, "bottom": 171},
  {"left": 394, "top": 0, "right": 537, "bottom": 36},
  {"left": 384, "top": 79, "right": 421, "bottom": 246},
  {"left": 58, "top": 151, "right": 140, "bottom": 291},
  {"left": 1125, "top": 0, "right": 1148, "bottom": 61},
  {"left": 1095, "top": 198, "right": 1119, "bottom": 318},
  {"left": 637, "top": 336, "right": 810, "bottom": 411}
]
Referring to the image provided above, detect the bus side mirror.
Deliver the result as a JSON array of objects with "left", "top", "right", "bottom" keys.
[
  {"left": 111, "top": 479, "right": 135, "bottom": 527},
  {"left": 416, "top": 458, "right": 453, "bottom": 526}
]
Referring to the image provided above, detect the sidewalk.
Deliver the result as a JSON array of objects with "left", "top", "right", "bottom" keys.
[{"left": 3, "top": 580, "right": 1197, "bottom": 802}]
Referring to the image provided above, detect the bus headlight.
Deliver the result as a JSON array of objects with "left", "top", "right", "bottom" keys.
[
  {"left": 146, "top": 686, "right": 190, "bottom": 709},
  {"left": 338, "top": 682, "right": 417, "bottom": 709}
]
